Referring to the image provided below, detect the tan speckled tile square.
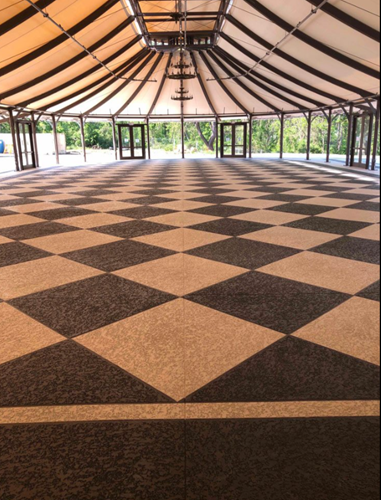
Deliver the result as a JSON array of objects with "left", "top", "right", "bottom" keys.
[
  {"left": 0, "top": 303, "right": 65, "bottom": 365},
  {"left": 225, "top": 199, "right": 287, "bottom": 209},
  {"left": 232, "top": 210, "right": 307, "bottom": 225},
  {"left": 115, "top": 254, "right": 248, "bottom": 296},
  {"left": 317, "top": 208, "right": 380, "bottom": 223},
  {"left": 0, "top": 194, "right": 18, "bottom": 201},
  {"left": 259, "top": 252, "right": 380, "bottom": 295},
  {"left": 297, "top": 197, "right": 358, "bottom": 208},
  {"left": 33, "top": 194, "right": 80, "bottom": 202},
  {"left": 349, "top": 225, "right": 380, "bottom": 241},
  {"left": 58, "top": 213, "right": 132, "bottom": 228},
  {"left": 0, "top": 236, "right": 12, "bottom": 245},
  {"left": 147, "top": 212, "right": 220, "bottom": 228},
  {"left": 25, "top": 230, "right": 122, "bottom": 254},
  {"left": 240, "top": 226, "right": 340, "bottom": 250},
  {"left": 222, "top": 191, "right": 272, "bottom": 199},
  {"left": 77, "top": 300, "right": 282, "bottom": 401},
  {"left": 134, "top": 228, "right": 230, "bottom": 252},
  {"left": 7, "top": 202, "right": 66, "bottom": 214},
  {"left": 158, "top": 192, "right": 206, "bottom": 200},
  {"left": 0, "top": 256, "right": 102, "bottom": 300},
  {"left": 294, "top": 297, "right": 380, "bottom": 365},
  {"left": 79, "top": 201, "right": 139, "bottom": 212},
  {"left": 345, "top": 188, "right": 380, "bottom": 196},
  {"left": 270, "top": 183, "right": 314, "bottom": 189},
  {"left": 0, "top": 214, "right": 44, "bottom": 229},
  {"left": 98, "top": 192, "right": 145, "bottom": 201},
  {"left": 154, "top": 200, "right": 212, "bottom": 212},
  {"left": 283, "top": 189, "right": 336, "bottom": 197}
]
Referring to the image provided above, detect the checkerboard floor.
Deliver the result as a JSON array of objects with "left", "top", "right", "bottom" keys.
[{"left": 0, "top": 159, "right": 379, "bottom": 499}]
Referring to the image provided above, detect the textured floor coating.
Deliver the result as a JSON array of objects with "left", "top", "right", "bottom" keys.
[{"left": 0, "top": 159, "right": 379, "bottom": 499}]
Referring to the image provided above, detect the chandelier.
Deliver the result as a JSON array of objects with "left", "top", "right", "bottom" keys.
[
  {"left": 171, "top": 82, "right": 193, "bottom": 102},
  {"left": 167, "top": 50, "right": 197, "bottom": 81}
]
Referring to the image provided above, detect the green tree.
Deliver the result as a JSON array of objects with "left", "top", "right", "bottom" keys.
[{"left": 0, "top": 123, "right": 11, "bottom": 133}]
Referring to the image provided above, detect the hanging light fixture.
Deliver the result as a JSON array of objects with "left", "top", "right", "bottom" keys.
[
  {"left": 167, "top": 50, "right": 197, "bottom": 81},
  {"left": 171, "top": 81, "right": 193, "bottom": 101}
]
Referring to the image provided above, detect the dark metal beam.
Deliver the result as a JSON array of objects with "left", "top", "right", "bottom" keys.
[
  {"left": 191, "top": 52, "right": 218, "bottom": 117},
  {"left": 243, "top": 0, "right": 379, "bottom": 79},
  {"left": 0, "top": 20, "right": 137, "bottom": 102},
  {"left": 148, "top": 54, "right": 172, "bottom": 116},
  {"left": 208, "top": 51, "right": 281, "bottom": 113},
  {"left": 221, "top": 33, "right": 350, "bottom": 103},
  {"left": 199, "top": 52, "right": 250, "bottom": 116},
  {"left": 116, "top": 53, "right": 164, "bottom": 115},
  {"left": 305, "top": 0, "right": 380, "bottom": 42},
  {"left": 0, "top": 0, "right": 55, "bottom": 37},
  {"left": 214, "top": 47, "right": 307, "bottom": 111},
  {"left": 0, "top": 0, "right": 121, "bottom": 78},
  {"left": 226, "top": 15, "right": 373, "bottom": 98},
  {"left": 85, "top": 51, "right": 156, "bottom": 115}
]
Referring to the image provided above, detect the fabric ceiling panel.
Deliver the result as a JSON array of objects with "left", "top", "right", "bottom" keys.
[
  {"left": 330, "top": 0, "right": 380, "bottom": 30},
  {"left": 0, "top": 0, "right": 114, "bottom": 68},
  {"left": 0, "top": 0, "right": 379, "bottom": 117},
  {"left": 0, "top": 11, "right": 136, "bottom": 95}
]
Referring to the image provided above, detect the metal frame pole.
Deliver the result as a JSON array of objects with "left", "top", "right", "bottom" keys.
[
  {"left": 52, "top": 115, "right": 60, "bottom": 165},
  {"left": 280, "top": 113, "right": 285, "bottom": 159},
  {"left": 306, "top": 111, "right": 312, "bottom": 161},
  {"left": 31, "top": 112, "right": 40, "bottom": 168},
  {"left": 371, "top": 98, "right": 380, "bottom": 171},
  {"left": 112, "top": 117, "right": 118, "bottom": 160},
  {"left": 326, "top": 108, "right": 332, "bottom": 163},
  {"left": 146, "top": 118, "right": 151, "bottom": 160},
  {"left": 80, "top": 116, "right": 87, "bottom": 163},
  {"left": 346, "top": 104, "right": 354, "bottom": 166},
  {"left": 8, "top": 108, "right": 21, "bottom": 172},
  {"left": 249, "top": 115, "right": 253, "bottom": 158}
]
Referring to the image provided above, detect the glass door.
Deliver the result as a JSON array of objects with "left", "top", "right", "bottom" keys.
[
  {"left": 221, "top": 123, "right": 247, "bottom": 158},
  {"left": 16, "top": 121, "right": 36, "bottom": 170},
  {"left": 118, "top": 125, "right": 146, "bottom": 160}
]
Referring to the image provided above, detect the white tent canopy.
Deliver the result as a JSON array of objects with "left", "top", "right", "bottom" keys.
[{"left": 0, "top": 0, "right": 379, "bottom": 118}]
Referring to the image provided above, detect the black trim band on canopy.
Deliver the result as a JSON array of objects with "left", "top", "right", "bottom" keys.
[
  {"left": 191, "top": 52, "right": 218, "bottom": 117},
  {"left": 0, "top": 18, "right": 136, "bottom": 101},
  {"left": 0, "top": 0, "right": 121, "bottom": 77},
  {"left": 84, "top": 51, "right": 157, "bottom": 115},
  {"left": 52, "top": 49, "right": 150, "bottom": 114},
  {"left": 17, "top": 36, "right": 142, "bottom": 108},
  {"left": 306, "top": 0, "right": 380, "bottom": 42},
  {"left": 213, "top": 47, "right": 306, "bottom": 111},
  {"left": 243, "top": 0, "right": 380, "bottom": 79},
  {"left": 208, "top": 51, "right": 282, "bottom": 113},
  {"left": 0, "top": 0, "right": 56, "bottom": 37},
  {"left": 199, "top": 51, "right": 250, "bottom": 116},
  {"left": 116, "top": 52, "right": 164, "bottom": 115},
  {"left": 147, "top": 54, "right": 173, "bottom": 117},
  {"left": 221, "top": 33, "right": 350, "bottom": 103},
  {"left": 226, "top": 15, "right": 373, "bottom": 98}
]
